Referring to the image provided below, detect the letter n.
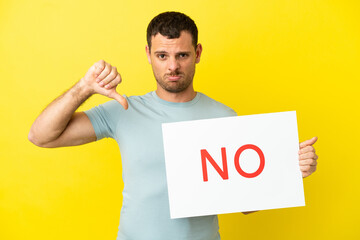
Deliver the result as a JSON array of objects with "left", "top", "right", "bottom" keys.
[{"left": 201, "top": 148, "right": 229, "bottom": 182}]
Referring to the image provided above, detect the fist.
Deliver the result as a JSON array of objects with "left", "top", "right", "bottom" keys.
[
  {"left": 82, "top": 59, "right": 128, "bottom": 110},
  {"left": 299, "top": 137, "right": 318, "bottom": 178}
]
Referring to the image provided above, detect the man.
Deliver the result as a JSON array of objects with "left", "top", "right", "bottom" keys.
[{"left": 28, "top": 12, "right": 318, "bottom": 240}]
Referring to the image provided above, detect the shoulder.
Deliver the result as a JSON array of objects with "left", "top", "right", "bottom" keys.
[
  {"left": 126, "top": 92, "right": 153, "bottom": 105},
  {"left": 198, "top": 92, "right": 237, "bottom": 117}
]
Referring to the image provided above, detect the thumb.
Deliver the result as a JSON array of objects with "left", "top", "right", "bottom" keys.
[
  {"left": 299, "top": 136, "right": 318, "bottom": 148},
  {"left": 109, "top": 91, "right": 128, "bottom": 110}
]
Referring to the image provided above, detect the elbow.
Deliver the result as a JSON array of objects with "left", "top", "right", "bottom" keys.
[
  {"left": 28, "top": 129, "right": 49, "bottom": 148},
  {"left": 28, "top": 130, "right": 41, "bottom": 147}
]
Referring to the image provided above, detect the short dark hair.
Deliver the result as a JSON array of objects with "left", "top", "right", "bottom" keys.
[{"left": 146, "top": 11, "right": 198, "bottom": 52}]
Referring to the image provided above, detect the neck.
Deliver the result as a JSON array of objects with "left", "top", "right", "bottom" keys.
[{"left": 155, "top": 84, "right": 197, "bottom": 103}]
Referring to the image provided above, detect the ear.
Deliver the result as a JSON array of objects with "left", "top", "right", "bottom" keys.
[
  {"left": 145, "top": 45, "right": 152, "bottom": 64},
  {"left": 195, "top": 43, "right": 203, "bottom": 64}
]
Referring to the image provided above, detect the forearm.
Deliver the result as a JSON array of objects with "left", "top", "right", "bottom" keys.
[{"left": 28, "top": 80, "right": 92, "bottom": 146}]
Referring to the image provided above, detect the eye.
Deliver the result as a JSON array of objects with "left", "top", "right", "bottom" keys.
[
  {"left": 157, "top": 54, "right": 166, "bottom": 59},
  {"left": 179, "top": 53, "right": 188, "bottom": 58}
]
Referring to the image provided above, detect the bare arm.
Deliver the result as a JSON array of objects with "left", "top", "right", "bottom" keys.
[
  {"left": 28, "top": 83, "right": 96, "bottom": 147},
  {"left": 28, "top": 60, "right": 128, "bottom": 148}
]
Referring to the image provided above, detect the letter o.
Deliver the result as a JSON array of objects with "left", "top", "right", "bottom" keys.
[{"left": 234, "top": 144, "right": 265, "bottom": 178}]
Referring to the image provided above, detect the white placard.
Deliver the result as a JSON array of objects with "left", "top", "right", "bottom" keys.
[{"left": 162, "top": 111, "right": 305, "bottom": 219}]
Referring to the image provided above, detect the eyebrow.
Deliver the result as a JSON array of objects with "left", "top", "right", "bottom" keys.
[{"left": 154, "top": 51, "right": 192, "bottom": 55}]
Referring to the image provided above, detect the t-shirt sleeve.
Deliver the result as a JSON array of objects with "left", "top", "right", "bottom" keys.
[
  {"left": 227, "top": 108, "right": 238, "bottom": 117},
  {"left": 84, "top": 100, "right": 122, "bottom": 140}
]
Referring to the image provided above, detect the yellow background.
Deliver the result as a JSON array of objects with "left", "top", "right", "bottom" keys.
[{"left": 1, "top": 0, "right": 359, "bottom": 239}]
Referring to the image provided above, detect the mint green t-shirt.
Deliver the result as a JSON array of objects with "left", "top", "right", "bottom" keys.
[{"left": 85, "top": 91, "right": 237, "bottom": 240}]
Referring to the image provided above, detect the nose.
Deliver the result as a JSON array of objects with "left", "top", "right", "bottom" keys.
[{"left": 168, "top": 56, "right": 180, "bottom": 72}]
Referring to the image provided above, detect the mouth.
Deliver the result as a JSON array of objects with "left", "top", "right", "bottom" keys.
[{"left": 167, "top": 75, "right": 182, "bottom": 81}]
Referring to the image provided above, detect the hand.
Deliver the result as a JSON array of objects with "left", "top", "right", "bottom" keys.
[
  {"left": 81, "top": 59, "right": 128, "bottom": 109},
  {"left": 299, "top": 137, "right": 318, "bottom": 178}
]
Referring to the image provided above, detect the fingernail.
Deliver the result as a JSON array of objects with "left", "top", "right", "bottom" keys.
[{"left": 99, "top": 81, "right": 104, "bottom": 86}]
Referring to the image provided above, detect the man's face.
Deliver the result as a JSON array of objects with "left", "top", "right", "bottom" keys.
[{"left": 146, "top": 31, "right": 202, "bottom": 93}]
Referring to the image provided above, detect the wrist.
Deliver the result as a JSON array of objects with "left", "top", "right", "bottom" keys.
[{"left": 70, "top": 79, "right": 94, "bottom": 101}]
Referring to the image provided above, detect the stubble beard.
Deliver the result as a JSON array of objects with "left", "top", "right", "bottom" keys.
[{"left": 155, "top": 71, "right": 195, "bottom": 93}]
